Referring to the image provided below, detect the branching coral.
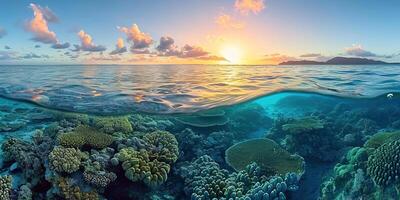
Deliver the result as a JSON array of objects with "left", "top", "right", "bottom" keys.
[
  {"left": 225, "top": 138, "right": 305, "bottom": 176},
  {"left": 180, "top": 155, "right": 300, "bottom": 200},
  {"left": 92, "top": 116, "right": 133, "bottom": 134},
  {"left": 56, "top": 177, "right": 99, "bottom": 200},
  {"left": 58, "top": 126, "right": 114, "bottom": 149},
  {"left": 0, "top": 175, "right": 12, "bottom": 200},
  {"left": 49, "top": 146, "right": 82, "bottom": 173},
  {"left": 1, "top": 131, "right": 54, "bottom": 186},
  {"left": 83, "top": 170, "right": 117, "bottom": 188}
]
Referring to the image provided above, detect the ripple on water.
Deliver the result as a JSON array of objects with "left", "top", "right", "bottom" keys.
[{"left": 0, "top": 64, "right": 399, "bottom": 114}]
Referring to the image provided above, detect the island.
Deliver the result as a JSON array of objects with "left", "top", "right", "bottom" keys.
[{"left": 279, "top": 57, "right": 398, "bottom": 65}]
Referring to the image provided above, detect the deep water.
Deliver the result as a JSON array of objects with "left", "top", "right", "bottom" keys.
[{"left": 1, "top": 64, "right": 400, "bottom": 200}]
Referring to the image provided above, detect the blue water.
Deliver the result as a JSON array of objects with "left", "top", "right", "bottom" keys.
[
  {"left": 0, "top": 64, "right": 399, "bottom": 114},
  {"left": 1, "top": 65, "right": 400, "bottom": 199}
]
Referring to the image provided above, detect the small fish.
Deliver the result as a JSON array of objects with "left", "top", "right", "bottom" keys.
[{"left": 387, "top": 93, "right": 394, "bottom": 99}]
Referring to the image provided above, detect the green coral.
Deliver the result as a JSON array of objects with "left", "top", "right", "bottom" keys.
[
  {"left": 0, "top": 175, "right": 12, "bottom": 200},
  {"left": 143, "top": 130, "right": 179, "bottom": 163},
  {"left": 364, "top": 131, "right": 400, "bottom": 150},
  {"left": 49, "top": 146, "right": 82, "bottom": 173},
  {"left": 116, "top": 148, "right": 170, "bottom": 187},
  {"left": 92, "top": 116, "right": 133, "bottom": 134},
  {"left": 367, "top": 139, "right": 400, "bottom": 186},
  {"left": 225, "top": 138, "right": 305, "bottom": 176},
  {"left": 58, "top": 126, "right": 114, "bottom": 149},
  {"left": 175, "top": 114, "right": 229, "bottom": 128},
  {"left": 281, "top": 117, "right": 324, "bottom": 135}
]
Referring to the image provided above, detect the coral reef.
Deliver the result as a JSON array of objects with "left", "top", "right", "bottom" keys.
[
  {"left": 58, "top": 125, "right": 114, "bottom": 149},
  {"left": 116, "top": 148, "right": 170, "bottom": 187},
  {"left": 56, "top": 177, "right": 99, "bottom": 200},
  {"left": 175, "top": 114, "right": 229, "bottom": 128},
  {"left": 92, "top": 116, "right": 133, "bottom": 134},
  {"left": 49, "top": 146, "right": 83, "bottom": 173},
  {"left": 281, "top": 117, "right": 324, "bottom": 135},
  {"left": 367, "top": 139, "right": 400, "bottom": 186},
  {"left": 143, "top": 130, "right": 179, "bottom": 163},
  {"left": 1, "top": 131, "right": 54, "bottom": 186},
  {"left": 114, "top": 128, "right": 179, "bottom": 187},
  {"left": 268, "top": 115, "right": 343, "bottom": 162},
  {"left": 180, "top": 155, "right": 300, "bottom": 200},
  {"left": 0, "top": 175, "right": 12, "bottom": 200},
  {"left": 225, "top": 138, "right": 305, "bottom": 176}
]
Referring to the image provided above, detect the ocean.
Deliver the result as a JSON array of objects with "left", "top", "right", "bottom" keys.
[{"left": 0, "top": 64, "right": 400, "bottom": 199}]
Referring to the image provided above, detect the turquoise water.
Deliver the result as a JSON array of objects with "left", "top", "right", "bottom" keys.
[{"left": 0, "top": 65, "right": 400, "bottom": 199}]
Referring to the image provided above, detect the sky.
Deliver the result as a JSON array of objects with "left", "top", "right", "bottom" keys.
[{"left": 0, "top": 0, "right": 399, "bottom": 65}]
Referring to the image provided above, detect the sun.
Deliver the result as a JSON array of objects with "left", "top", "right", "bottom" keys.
[{"left": 220, "top": 45, "right": 243, "bottom": 64}]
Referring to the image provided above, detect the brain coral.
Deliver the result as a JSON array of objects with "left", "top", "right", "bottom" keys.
[
  {"left": 58, "top": 126, "right": 114, "bottom": 149},
  {"left": 225, "top": 138, "right": 305, "bottom": 176},
  {"left": 0, "top": 175, "right": 12, "bottom": 200},
  {"left": 367, "top": 139, "right": 400, "bottom": 186},
  {"left": 92, "top": 116, "right": 133, "bottom": 134},
  {"left": 143, "top": 130, "right": 179, "bottom": 163},
  {"left": 116, "top": 148, "right": 170, "bottom": 187},
  {"left": 49, "top": 146, "right": 82, "bottom": 173}
]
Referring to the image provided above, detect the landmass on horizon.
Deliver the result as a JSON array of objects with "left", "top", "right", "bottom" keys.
[{"left": 279, "top": 57, "right": 400, "bottom": 65}]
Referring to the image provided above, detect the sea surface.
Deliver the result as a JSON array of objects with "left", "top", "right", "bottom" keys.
[
  {"left": 1, "top": 64, "right": 400, "bottom": 199},
  {"left": 0, "top": 64, "right": 399, "bottom": 114}
]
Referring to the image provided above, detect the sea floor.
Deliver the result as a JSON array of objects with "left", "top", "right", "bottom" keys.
[{"left": 0, "top": 91, "right": 400, "bottom": 199}]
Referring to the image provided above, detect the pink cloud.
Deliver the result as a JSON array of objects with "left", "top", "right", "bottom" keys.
[
  {"left": 76, "top": 30, "right": 106, "bottom": 52},
  {"left": 118, "top": 24, "right": 153, "bottom": 49},
  {"left": 235, "top": 0, "right": 265, "bottom": 15},
  {"left": 27, "top": 3, "right": 57, "bottom": 44},
  {"left": 215, "top": 14, "right": 245, "bottom": 29},
  {"left": 110, "top": 38, "right": 127, "bottom": 55}
]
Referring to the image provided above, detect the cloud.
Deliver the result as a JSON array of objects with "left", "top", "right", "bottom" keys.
[
  {"left": 26, "top": 3, "right": 58, "bottom": 44},
  {"left": 215, "top": 14, "right": 245, "bottom": 29},
  {"left": 118, "top": 24, "right": 153, "bottom": 49},
  {"left": 4, "top": 46, "right": 11, "bottom": 50},
  {"left": 34, "top": 4, "right": 58, "bottom": 22},
  {"left": 0, "top": 28, "right": 7, "bottom": 38},
  {"left": 34, "top": 44, "right": 41, "bottom": 48},
  {"left": 156, "top": 36, "right": 175, "bottom": 52},
  {"left": 0, "top": 51, "right": 17, "bottom": 60},
  {"left": 345, "top": 44, "right": 376, "bottom": 57},
  {"left": 75, "top": 30, "right": 106, "bottom": 52},
  {"left": 300, "top": 53, "right": 322, "bottom": 58},
  {"left": 235, "top": 0, "right": 265, "bottom": 15},
  {"left": 197, "top": 55, "right": 227, "bottom": 61},
  {"left": 51, "top": 42, "right": 70, "bottom": 49},
  {"left": 20, "top": 53, "right": 49, "bottom": 59},
  {"left": 263, "top": 53, "right": 297, "bottom": 64},
  {"left": 179, "top": 45, "right": 209, "bottom": 58},
  {"left": 130, "top": 48, "right": 150, "bottom": 54},
  {"left": 110, "top": 38, "right": 127, "bottom": 55}
]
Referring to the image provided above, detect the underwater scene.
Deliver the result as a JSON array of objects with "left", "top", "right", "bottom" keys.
[{"left": 0, "top": 65, "right": 400, "bottom": 200}]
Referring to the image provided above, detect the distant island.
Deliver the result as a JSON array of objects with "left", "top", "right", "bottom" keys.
[{"left": 279, "top": 57, "right": 399, "bottom": 65}]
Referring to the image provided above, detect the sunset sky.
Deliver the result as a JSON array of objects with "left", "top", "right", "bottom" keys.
[{"left": 0, "top": 0, "right": 399, "bottom": 65}]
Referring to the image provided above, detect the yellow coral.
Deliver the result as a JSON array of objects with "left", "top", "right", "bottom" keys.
[
  {"left": 0, "top": 175, "right": 12, "bottom": 200},
  {"left": 117, "top": 148, "right": 170, "bottom": 187},
  {"left": 58, "top": 126, "right": 114, "bottom": 149},
  {"left": 143, "top": 130, "right": 179, "bottom": 163},
  {"left": 57, "top": 177, "right": 99, "bottom": 200},
  {"left": 49, "top": 146, "right": 82, "bottom": 173},
  {"left": 92, "top": 116, "right": 133, "bottom": 134}
]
